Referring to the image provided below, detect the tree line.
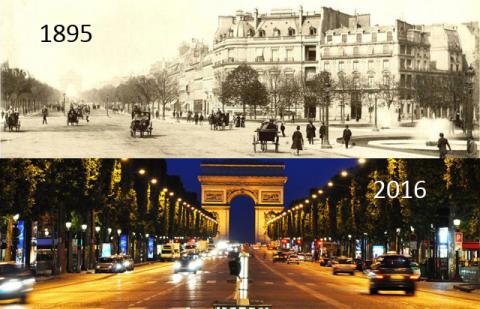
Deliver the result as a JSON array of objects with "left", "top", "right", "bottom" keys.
[
  {"left": 267, "top": 159, "right": 480, "bottom": 264},
  {"left": 1, "top": 62, "right": 62, "bottom": 113},
  {"left": 0, "top": 159, "right": 217, "bottom": 273}
]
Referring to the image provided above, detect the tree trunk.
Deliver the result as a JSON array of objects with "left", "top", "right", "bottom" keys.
[
  {"left": 162, "top": 102, "right": 166, "bottom": 120},
  {"left": 24, "top": 219, "right": 32, "bottom": 268},
  {"left": 5, "top": 217, "right": 13, "bottom": 261}
]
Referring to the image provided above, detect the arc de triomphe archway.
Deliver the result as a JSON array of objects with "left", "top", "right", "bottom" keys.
[{"left": 198, "top": 161, "right": 287, "bottom": 243}]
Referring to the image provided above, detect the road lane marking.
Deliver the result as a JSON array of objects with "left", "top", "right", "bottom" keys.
[
  {"left": 256, "top": 257, "right": 351, "bottom": 309},
  {"left": 146, "top": 280, "right": 157, "bottom": 284},
  {"left": 306, "top": 282, "right": 316, "bottom": 286},
  {"left": 206, "top": 280, "right": 216, "bottom": 284},
  {"left": 264, "top": 281, "right": 274, "bottom": 285}
]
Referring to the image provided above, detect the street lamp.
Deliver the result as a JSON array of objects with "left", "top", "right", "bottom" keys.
[
  {"left": 117, "top": 229, "right": 122, "bottom": 254},
  {"left": 65, "top": 222, "right": 72, "bottom": 272},
  {"left": 453, "top": 219, "right": 462, "bottom": 281},
  {"left": 341, "top": 170, "right": 348, "bottom": 177},
  {"left": 464, "top": 65, "right": 475, "bottom": 139},
  {"left": 322, "top": 75, "right": 333, "bottom": 149},
  {"left": 327, "top": 181, "right": 333, "bottom": 187},
  {"left": 138, "top": 169, "right": 146, "bottom": 175},
  {"left": 11, "top": 214, "right": 20, "bottom": 263},
  {"left": 95, "top": 226, "right": 101, "bottom": 261},
  {"left": 396, "top": 228, "right": 401, "bottom": 254},
  {"left": 358, "top": 158, "right": 367, "bottom": 165},
  {"left": 81, "top": 224, "right": 87, "bottom": 271},
  {"left": 151, "top": 178, "right": 158, "bottom": 184}
]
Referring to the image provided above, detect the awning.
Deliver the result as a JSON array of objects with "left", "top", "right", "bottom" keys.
[{"left": 462, "top": 242, "right": 480, "bottom": 250}]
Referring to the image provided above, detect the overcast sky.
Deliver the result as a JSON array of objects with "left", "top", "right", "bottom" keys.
[{"left": 1, "top": 0, "right": 478, "bottom": 93}]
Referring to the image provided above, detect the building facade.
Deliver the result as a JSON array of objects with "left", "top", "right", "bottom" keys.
[{"left": 168, "top": 7, "right": 478, "bottom": 122}]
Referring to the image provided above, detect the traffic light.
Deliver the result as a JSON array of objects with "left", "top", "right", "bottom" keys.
[{"left": 228, "top": 258, "right": 241, "bottom": 276}]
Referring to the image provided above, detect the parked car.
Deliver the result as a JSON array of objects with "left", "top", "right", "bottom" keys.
[
  {"left": 287, "top": 254, "right": 300, "bottom": 264},
  {"left": 0, "top": 263, "right": 35, "bottom": 304},
  {"left": 368, "top": 254, "right": 419, "bottom": 295},
  {"left": 173, "top": 254, "right": 203, "bottom": 274},
  {"left": 95, "top": 257, "right": 126, "bottom": 273},
  {"left": 354, "top": 258, "right": 364, "bottom": 271},
  {"left": 332, "top": 257, "right": 356, "bottom": 275}
]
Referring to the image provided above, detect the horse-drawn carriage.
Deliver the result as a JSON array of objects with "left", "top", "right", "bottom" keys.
[
  {"left": 253, "top": 121, "right": 279, "bottom": 152},
  {"left": 130, "top": 111, "right": 152, "bottom": 137},
  {"left": 67, "top": 109, "right": 79, "bottom": 125},
  {"left": 4, "top": 112, "right": 21, "bottom": 132}
]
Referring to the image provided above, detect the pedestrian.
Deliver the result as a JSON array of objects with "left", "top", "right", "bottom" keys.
[
  {"left": 41, "top": 105, "right": 48, "bottom": 124},
  {"left": 280, "top": 122, "right": 286, "bottom": 137},
  {"left": 194, "top": 113, "right": 199, "bottom": 125},
  {"left": 437, "top": 133, "right": 451, "bottom": 159},
  {"left": 306, "top": 120, "right": 316, "bottom": 145},
  {"left": 343, "top": 125, "right": 352, "bottom": 149},
  {"left": 199, "top": 114, "right": 204, "bottom": 125},
  {"left": 467, "top": 137, "right": 478, "bottom": 158},
  {"left": 291, "top": 125, "right": 304, "bottom": 156},
  {"left": 319, "top": 122, "right": 327, "bottom": 145}
]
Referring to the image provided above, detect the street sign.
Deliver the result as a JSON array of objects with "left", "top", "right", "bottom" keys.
[{"left": 455, "top": 232, "right": 463, "bottom": 250}]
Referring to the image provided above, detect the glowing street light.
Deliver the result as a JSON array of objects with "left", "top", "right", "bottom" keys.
[
  {"left": 328, "top": 181, "right": 334, "bottom": 187},
  {"left": 138, "top": 169, "right": 146, "bottom": 175},
  {"left": 95, "top": 226, "right": 101, "bottom": 233},
  {"left": 117, "top": 229, "right": 122, "bottom": 236},
  {"left": 65, "top": 221, "right": 72, "bottom": 230},
  {"left": 150, "top": 178, "right": 158, "bottom": 184},
  {"left": 453, "top": 219, "right": 461, "bottom": 227},
  {"left": 341, "top": 170, "right": 348, "bottom": 177},
  {"left": 81, "top": 224, "right": 87, "bottom": 231},
  {"left": 13, "top": 214, "right": 20, "bottom": 222},
  {"left": 318, "top": 189, "right": 324, "bottom": 194},
  {"left": 358, "top": 158, "right": 366, "bottom": 164}
]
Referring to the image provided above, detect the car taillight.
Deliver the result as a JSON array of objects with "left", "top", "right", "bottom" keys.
[
  {"left": 410, "top": 274, "right": 420, "bottom": 280},
  {"left": 375, "top": 275, "right": 384, "bottom": 279}
]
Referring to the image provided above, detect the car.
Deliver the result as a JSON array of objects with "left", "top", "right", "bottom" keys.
[
  {"left": 0, "top": 263, "right": 35, "bottom": 304},
  {"left": 368, "top": 254, "right": 419, "bottom": 295},
  {"left": 272, "top": 252, "right": 287, "bottom": 263},
  {"left": 297, "top": 253, "right": 306, "bottom": 261},
  {"left": 319, "top": 256, "right": 330, "bottom": 266},
  {"left": 287, "top": 254, "right": 300, "bottom": 264},
  {"left": 304, "top": 253, "right": 314, "bottom": 262},
  {"left": 173, "top": 255, "right": 203, "bottom": 274},
  {"left": 117, "top": 255, "right": 134, "bottom": 271},
  {"left": 332, "top": 256, "right": 356, "bottom": 275},
  {"left": 354, "top": 258, "right": 364, "bottom": 271},
  {"left": 95, "top": 257, "right": 126, "bottom": 273},
  {"left": 410, "top": 262, "right": 421, "bottom": 280}
]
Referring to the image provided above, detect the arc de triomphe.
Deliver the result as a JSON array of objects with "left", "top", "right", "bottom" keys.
[{"left": 198, "top": 161, "right": 287, "bottom": 243}]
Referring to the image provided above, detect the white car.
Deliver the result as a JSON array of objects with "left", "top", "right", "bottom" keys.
[
  {"left": 332, "top": 257, "right": 356, "bottom": 275},
  {"left": 287, "top": 255, "right": 300, "bottom": 264}
]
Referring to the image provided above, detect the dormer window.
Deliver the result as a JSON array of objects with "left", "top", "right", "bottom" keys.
[
  {"left": 258, "top": 29, "right": 266, "bottom": 37},
  {"left": 248, "top": 29, "right": 255, "bottom": 37},
  {"left": 228, "top": 29, "right": 234, "bottom": 37},
  {"left": 288, "top": 27, "right": 295, "bottom": 36},
  {"left": 310, "top": 27, "right": 317, "bottom": 36},
  {"left": 273, "top": 28, "right": 281, "bottom": 37}
]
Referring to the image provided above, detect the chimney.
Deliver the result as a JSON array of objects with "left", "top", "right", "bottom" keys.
[{"left": 254, "top": 8, "right": 259, "bottom": 27}]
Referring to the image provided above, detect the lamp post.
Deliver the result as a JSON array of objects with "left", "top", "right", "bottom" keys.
[
  {"left": 465, "top": 66, "right": 475, "bottom": 139},
  {"left": 95, "top": 226, "right": 101, "bottom": 261},
  {"left": 348, "top": 234, "right": 352, "bottom": 258},
  {"left": 12, "top": 214, "right": 20, "bottom": 263},
  {"left": 322, "top": 76, "right": 333, "bottom": 149},
  {"left": 117, "top": 229, "right": 122, "bottom": 254},
  {"left": 81, "top": 224, "right": 87, "bottom": 271},
  {"left": 396, "top": 228, "right": 401, "bottom": 254},
  {"left": 453, "top": 219, "right": 462, "bottom": 281},
  {"left": 65, "top": 222, "right": 72, "bottom": 272}
]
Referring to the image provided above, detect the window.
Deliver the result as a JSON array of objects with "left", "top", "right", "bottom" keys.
[
  {"left": 407, "top": 59, "right": 412, "bottom": 69},
  {"left": 400, "top": 59, "right": 406, "bottom": 69},
  {"left": 327, "top": 34, "right": 332, "bottom": 42},
  {"left": 288, "top": 28, "right": 295, "bottom": 36},
  {"left": 286, "top": 48, "right": 293, "bottom": 61},
  {"left": 273, "top": 28, "right": 281, "bottom": 37},
  {"left": 424, "top": 60, "right": 428, "bottom": 70},
  {"left": 417, "top": 60, "right": 421, "bottom": 70},
  {"left": 407, "top": 46, "right": 412, "bottom": 55},
  {"left": 259, "top": 29, "right": 266, "bottom": 37},
  {"left": 271, "top": 48, "right": 279, "bottom": 61},
  {"left": 387, "top": 31, "right": 393, "bottom": 42},
  {"left": 256, "top": 48, "right": 264, "bottom": 62},
  {"left": 324, "top": 62, "right": 330, "bottom": 71},
  {"left": 248, "top": 29, "right": 255, "bottom": 37},
  {"left": 353, "top": 47, "right": 359, "bottom": 55},
  {"left": 356, "top": 33, "right": 362, "bottom": 43},
  {"left": 339, "top": 61, "right": 344, "bottom": 71},
  {"left": 383, "top": 45, "right": 390, "bottom": 54},
  {"left": 368, "top": 76, "right": 374, "bottom": 88},
  {"left": 228, "top": 29, "right": 234, "bottom": 37},
  {"left": 371, "top": 32, "right": 377, "bottom": 42},
  {"left": 353, "top": 61, "right": 359, "bottom": 71},
  {"left": 368, "top": 60, "right": 374, "bottom": 71},
  {"left": 342, "top": 34, "right": 347, "bottom": 43},
  {"left": 310, "top": 27, "right": 317, "bottom": 36},
  {"left": 400, "top": 45, "right": 406, "bottom": 54},
  {"left": 324, "top": 48, "right": 330, "bottom": 57},
  {"left": 383, "top": 59, "right": 390, "bottom": 70}
]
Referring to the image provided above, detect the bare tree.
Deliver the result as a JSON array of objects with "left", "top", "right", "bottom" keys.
[
  {"left": 265, "top": 67, "right": 282, "bottom": 118},
  {"left": 153, "top": 69, "right": 178, "bottom": 119}
]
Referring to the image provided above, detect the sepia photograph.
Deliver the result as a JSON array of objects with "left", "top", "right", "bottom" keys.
[{"left": 0, "top": 0, "right": 478, "bottom": 158}]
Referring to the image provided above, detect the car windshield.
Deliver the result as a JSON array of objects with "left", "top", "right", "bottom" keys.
[
  {"left": 99, "top": 257, "right": 114, "bottom": 263},
  {"left": 378, "top": 256, "right": 410, "bottom": 268},
  {"left": 289, "top": 255, "right": 298, "bottom": 258}
]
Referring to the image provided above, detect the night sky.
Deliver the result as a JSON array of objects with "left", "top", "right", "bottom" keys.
[{"left": 166, "top": 159, "right": 357, "bottom": 242}]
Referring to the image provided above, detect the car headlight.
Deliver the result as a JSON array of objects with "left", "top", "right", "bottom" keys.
[
  {"left": 115, "top": 263, "right": 122, "bottom": 269},
  {"left": 0, "top": 280, "right": 23, "bottom": 292},
  {"left": 188, "top": 262, "right": 197, "bottom": 270},
  {"left": 123, "top": 261, "right": 131, "bottom": 267},
  {"left": 173, "top": 262, "right": 181, "bottom": 269}
]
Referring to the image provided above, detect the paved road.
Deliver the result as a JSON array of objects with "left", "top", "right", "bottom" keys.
[
  {"left": 1, "top": 110, "right": 438, "bottom": 158},
  {"left": 1, "top": 250, "right": 478, "bottom": 308}
]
